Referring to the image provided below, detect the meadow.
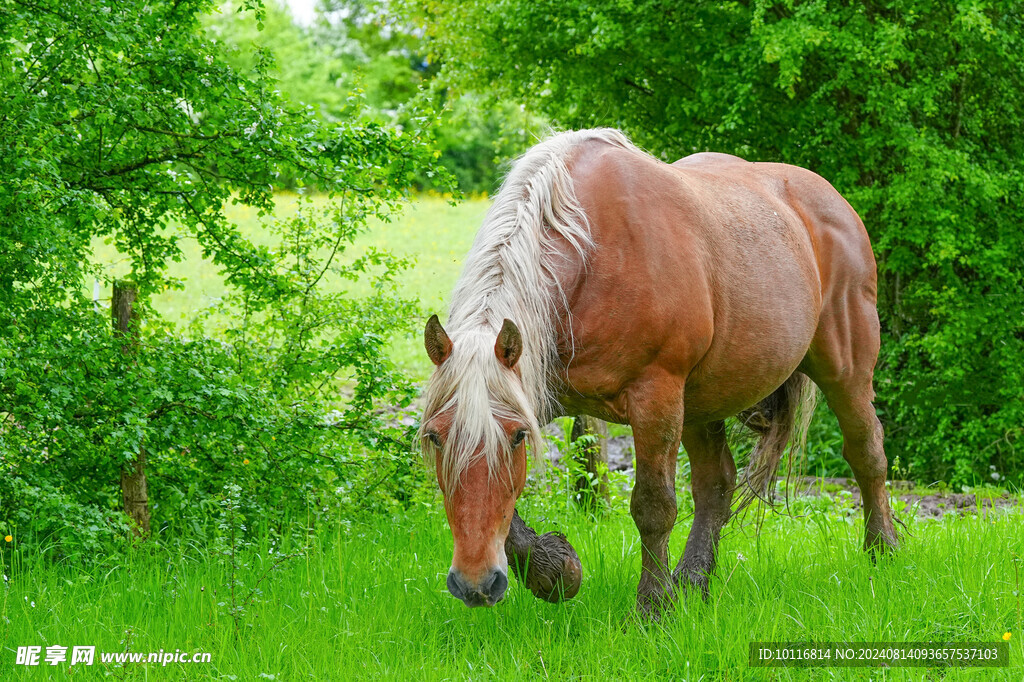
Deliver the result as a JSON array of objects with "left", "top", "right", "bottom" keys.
[
  {"left": 91, "top": 194, "right": 491, "bottom": 379},
  {"left": 9, "top": 196, "right": 1022, "bottom": 679},
  {"left": 5, "top": 491, "right": 1022, "bottom": 679}
]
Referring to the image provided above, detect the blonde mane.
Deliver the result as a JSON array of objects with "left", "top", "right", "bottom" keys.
[{"left": 420, "top": 128, "right": 638, "bottom": 491}]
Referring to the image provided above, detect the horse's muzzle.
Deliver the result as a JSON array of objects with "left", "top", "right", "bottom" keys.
[{"left": 447, "top": 568, "right": 508, "bottom": 607}]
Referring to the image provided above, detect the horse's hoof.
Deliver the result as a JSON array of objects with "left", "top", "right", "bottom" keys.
[
  {"left": 632, "top": 590, "right": 676, "bottom": 622},
  {"left": 632, "top": 573, "right": 677, "bottom": 621},
  {"left": 506, "top": 515, "right": 582, "bottom": 602},
  {"left": 672, "top": 567, "right": 711, "bottom": 601},
  {"left": 633, "top": 600, "right": 662, "bottom": 623},
  {"left": 865, "top": 531, "right": 899, "bottom": 563}
]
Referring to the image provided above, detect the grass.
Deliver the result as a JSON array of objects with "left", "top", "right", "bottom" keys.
[{"left": 4, "top": 493, "right": 1022, "bottom": 680}]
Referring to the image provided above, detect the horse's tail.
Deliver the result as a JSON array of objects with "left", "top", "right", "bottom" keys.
[{"left": 734, "top": 372, "right": 817, "bottom": 511}]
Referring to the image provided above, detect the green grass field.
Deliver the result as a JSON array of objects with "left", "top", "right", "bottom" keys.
[
  {"left": 16, "top": 195, "right": 1018, "bottom": 679},
  {"left": 5, "top": 495, "right": 1022, "bottom": 679}
]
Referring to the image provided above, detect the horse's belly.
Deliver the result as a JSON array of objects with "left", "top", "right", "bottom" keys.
[
  {"left": 681, "top": 278, "right": 819, "bottom": 421},
  {"left": 559, "top": 275, "right": 818, "bottom": 425}
]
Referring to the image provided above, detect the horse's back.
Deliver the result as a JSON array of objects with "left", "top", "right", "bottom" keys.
[
  {"left": 671, "top": 155, "right": 881, "bottom": 372},
  {"left": 670, "top": 153, "right": 876, "bottom": 287}
]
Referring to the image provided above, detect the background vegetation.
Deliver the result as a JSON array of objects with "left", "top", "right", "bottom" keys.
[
  {"left": 0, "top": 0, "right": 448, "bottom": 558},
  {"left": 1, "top": 0, "right": 1022, "bottom": 677}
]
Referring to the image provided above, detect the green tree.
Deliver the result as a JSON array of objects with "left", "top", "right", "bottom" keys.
[
  {"left": 227, "top": 0, "right": 546, "bottom": 193},
  {"left": 0, "top": 0, "right": 444, "bottom": 554},
  {"left": 407, "top": 0, "right": 1024, "bottom": 484},
  {"left": 205, "top": 1, "right": 362, "bottom": 122}
]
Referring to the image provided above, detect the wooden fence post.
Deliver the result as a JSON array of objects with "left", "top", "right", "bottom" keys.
[
  {"left": 570, "top": 415, "right": 610, "bottom": 512},
  {"left": 112, "top": 281, "right": 150, "bottom": 536}
]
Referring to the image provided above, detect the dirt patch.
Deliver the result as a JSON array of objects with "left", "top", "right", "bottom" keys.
[
  {"left": 540, "top": 423, "right": 635, "bottom": 472},
  {"left": 791, "top": 476, "right": 1022, "bottom": 520},
  {"left": 540, "top": 427, "right": 1022, "bottom": 519}
]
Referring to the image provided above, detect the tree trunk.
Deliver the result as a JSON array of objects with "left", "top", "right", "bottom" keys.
[
  {"left": 120, "top": 450, "right": 150, "bottom": 536},
  {"left": 570, "top": 415, "right": 609, "bottom": 512},
  {"left": 112, "top": 281, "right": 150, "bottom": 536}
]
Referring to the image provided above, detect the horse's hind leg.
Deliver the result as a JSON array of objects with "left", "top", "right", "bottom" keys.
[
  {"left": 822, "top": 380, "right": 898, "bottom": 553},
  {"left": 673, "top": 420, "right": 735, "bottom": 598},
  {"left": 801, "top": 299, "right": 899, "bottom": 554},
  {"left": 816, "top": 380, "right": 898, "bottom": 553}
]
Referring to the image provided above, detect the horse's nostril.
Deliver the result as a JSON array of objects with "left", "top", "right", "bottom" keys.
[
  {"left": 447, "top": 570, "right": 465, "bottom": 601},
  {"left": 485, "top": 570, "right": 508, "bottom": 604}
]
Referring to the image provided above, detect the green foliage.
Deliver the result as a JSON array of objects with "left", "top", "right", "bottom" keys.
[
  {"left": 334, "top": 1, "right": 550, "bottom": 194},
  {"left": 205, "top": 1, "right": 359, "bottom": 123},
  {"left": 0, "top": 0, "right": 446, "bottom": 555},
  {"left": 407, "top": 0, "right": 1024, "bottom": 484},
  {"left": 428, "top": 93, "right": 546, "bottom": 194},
  {"left": 0, "top": 203, "right": 428, "bottom": 557},
  {"left": 317, "top": 0, "right": 437, "bottom": 113},
  {"left": 206, "top": 0, "right": 427, "bottom": 126},
  {"left": 206, "top": 0, "right": 546, "bottom": 193}
]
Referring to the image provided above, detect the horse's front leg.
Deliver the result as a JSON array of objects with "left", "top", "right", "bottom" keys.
[
  {"left": 674, "top": 420, "right": 735, "bottom": 598},
  {"left": 629, "top": 393, "right": 685, "bottom": 618}
]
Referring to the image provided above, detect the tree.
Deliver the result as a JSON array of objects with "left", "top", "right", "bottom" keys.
[
  {"left": 0, "top": 0, "right": 444, "bottom": 552},
  {"left": 406, "top": 0, "right": 1024, "bottom": 484},
  {"left": 213, "top": 0, "right": 548, "bottom": 193}
]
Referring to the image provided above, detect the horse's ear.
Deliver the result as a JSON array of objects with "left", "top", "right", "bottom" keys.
[
  {"left": 494, "top": 319, "right": 523, "bottom": 370},
  {"left": 424, "top": 314, "right": 453, "bottom": 366}
]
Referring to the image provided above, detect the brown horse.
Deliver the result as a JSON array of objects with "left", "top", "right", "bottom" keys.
[{"left": 419, "top": 129, "right": 899, "bottom": 614}]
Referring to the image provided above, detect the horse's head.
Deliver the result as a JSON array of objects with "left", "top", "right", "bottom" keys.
[{"left": 419, "top": 314, "right": 539, "bottom": 607}]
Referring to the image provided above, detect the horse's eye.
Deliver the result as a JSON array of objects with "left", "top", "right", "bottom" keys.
[
  {"left": 427, "top": 432, "right": 442, "bottom": 448},
  {"left": 511, "top": 429, "right": 527, "bottom": 447}
]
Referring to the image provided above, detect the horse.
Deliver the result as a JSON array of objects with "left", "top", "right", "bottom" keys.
[{"left": 419, "top": 128, "right": 899, "bottom": 615}]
